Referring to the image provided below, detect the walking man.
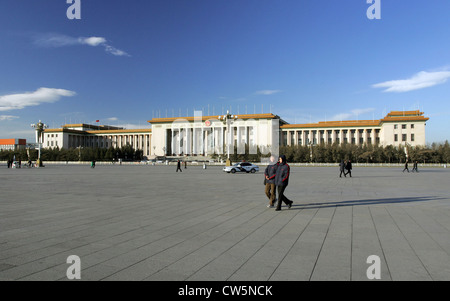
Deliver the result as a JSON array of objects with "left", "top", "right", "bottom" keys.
[
  {"left": 412, "top": 160, "right": 419, "bottom": 172},
  {"left": 345, "top": 159, "right": 352, "bottom": 177},
  {"left": 339, "top": 160, "right": 346, "bottom": 178},
  {"left": 275, "top": 155, "right": 293, "bottom": 211},
  {"left": 264, "top": 155, "right": 278, "bottom": 208},
  {"left": 176, "top": 160, "right": 182, "bottom": 172},
  {"left": 403, "top": 160, "right": 409, "bottom": 173}
]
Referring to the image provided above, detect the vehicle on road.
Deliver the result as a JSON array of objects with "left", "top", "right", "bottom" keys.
[{"left": 223, "top": 162, "right": 259, "bottom": 174}]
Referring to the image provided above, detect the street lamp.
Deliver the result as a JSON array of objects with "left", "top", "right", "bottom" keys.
[
  {"left": 218, "top": 110, "right": 238, "bottom": 166},
  {"left": 31, "top": 120, "right": 48, "bottom": 167}
]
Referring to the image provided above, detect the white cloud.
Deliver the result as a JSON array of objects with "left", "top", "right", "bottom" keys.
[
  {"left": 79, "top": 37, "right": 107, "bottom": 47},
  {"left": 34, "top": 34, "right": 130, "bottom": 57},
  {"left": 0, "top": 115, "right": 19, "bottom": 121},
  {"left": 373, "top": 71, "right": 450, "bottom": 92},
  {"left": 0, "top": 88, "right": 76, "bottom": 112},
  {"left": 255, "top": 90, "right": 282, "bottom": 95},
  {"left": 107, "top": 117, "right": 118, "bottom": 121}
]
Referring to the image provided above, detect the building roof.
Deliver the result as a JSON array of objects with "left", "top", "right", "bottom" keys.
[
  {"left": 62, "top": 124, "right": 124, "bottom": 131},
  {"left": 148, "top": 113, "right": 288, "bottom": 125},
  {"left": 280, "top": 111, "right": 429, "bottom": 130},
  {"left": 44, "top": 127, "right": 151, "bottom": 135},
  {"left": 0, "top": 138, "right": 27, "bottom": 145}
]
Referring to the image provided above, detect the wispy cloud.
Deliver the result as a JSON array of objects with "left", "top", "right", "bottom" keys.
[
  {"left": 255, "top": 90, "right": 282, "bottom": 95},
  {"left": 106, "top": 117, "right": 118, "bottom": 121},
  {"left": 0, "top": 115, "right": 19, "bottom": 121},
  {"left": 372, "top": 70, "right": 450, "bottom": 92},
  {"left": 34, "top": 33, "right": 130, "bottom": 57},
  {"left": 0, "top": 87, "right": 76, "bottom": 111},
  {"left": 331, "top": 108, "right": 375, "bottom": 121}
]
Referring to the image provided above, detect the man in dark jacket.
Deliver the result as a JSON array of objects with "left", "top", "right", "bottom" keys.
[
  {"left": 264, "top": 155, "right": 278, "bottom": 208},
  {"left": 176, "top": 160, "right": 182, "bottom": 172},
  {"left": 403, "top": 160, "right": 409, "bottom": 173},
  {"left": 345, "top": 159, "right": 352, "bottom": 177},
  {"left": 275, "top": 155, "right": 293, "bottom": 211},
  {"left": 339, "top": 160, "right": 346, "bottom": 178}
]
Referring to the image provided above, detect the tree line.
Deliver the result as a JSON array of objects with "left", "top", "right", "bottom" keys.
[
  {"left": 0, "top": 145, "right": 143, "bottom": 162},
  {"left": 215, "top": 141, "right": 450, "bottom": 164},
  {"left": 278, "top": 141, "right": 450, "bottom": 164},
  {"left": 1, "top": 141, "right": 449, "bottom": 163}
]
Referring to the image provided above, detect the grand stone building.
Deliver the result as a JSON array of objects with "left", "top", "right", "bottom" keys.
[
  {"left": 43, "top": 124, "right": 152, "bottom": 157},
  {"left": 280, "top": 110, "right": 429, "bottom": 148},
  {"left": 148, "top": 113, "right": 284, "bottom": 157},
  {"left": 42, "top": 110, "right": 428, "bottom": 158}
]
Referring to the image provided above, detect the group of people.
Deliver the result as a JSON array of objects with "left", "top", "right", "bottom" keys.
[
  {"left": 339, "top": 160, "right": 353, "bottom": 177},
  {"left": 403, "top": 160, "right": 419, "bottom": 173},
  {"left": 264, "top": 155, "right": 293, "bottom": 211}
]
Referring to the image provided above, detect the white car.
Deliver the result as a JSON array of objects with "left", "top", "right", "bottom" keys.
[{"left": 223, "top": 162, "right": 259, "bottom": 174}]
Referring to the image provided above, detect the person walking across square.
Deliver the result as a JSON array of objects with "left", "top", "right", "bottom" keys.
[
  {"left": 264, "top": 155, "right": 278, "bottom": 208},
  {"left": 275, "top": 155, "right": 293, "bottom": 211},
  {"left": 339, "top": 160, "right": 346, "bottom": 178},
  {"left": 345, "top": 159, "right": 352, "bottom": 177},
  {"left": 403, "top": 160, "right": 409, "bottom": 173}
]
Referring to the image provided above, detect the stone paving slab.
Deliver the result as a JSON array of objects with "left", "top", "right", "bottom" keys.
[{"left": 0, "top": 164, "right": 449, "bottom": 281}]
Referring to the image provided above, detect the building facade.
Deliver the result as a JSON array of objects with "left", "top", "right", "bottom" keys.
[
  {"left": 148, "top": 113, "right": 285, "bottom": 157},
  {"left": 43, "top": 124, "right": 152, "bottom": 157},
  {"left": 41, "top": 110, "right": 428, "bottom": 158},
  {"left": 0, "top": 139, "right": 27, "bottom": 151},
  {"left": 280, "top": 110, "right": 428, "bottom": 148}
]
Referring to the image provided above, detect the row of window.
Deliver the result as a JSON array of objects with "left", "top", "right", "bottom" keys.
[
  {"left": 394, "top": 124, "right": 414, "bottom": 130},
  {"left": 394, "top": 134, "right": 415, "bottom": 142}
]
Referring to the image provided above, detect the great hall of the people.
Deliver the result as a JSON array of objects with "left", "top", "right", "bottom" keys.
[{"left": 41, "top": 110, "right": 429, "bottom": 158}]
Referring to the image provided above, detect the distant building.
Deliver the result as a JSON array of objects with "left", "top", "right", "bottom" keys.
[
  {"left": 148, "top": 113, "right": 285, "bottom": 157},
  {"left": 280, "top": 110, "right": 428, "bottom": 147},
  {"left": 41, "top": 110, "right": 429, "bottom": 159},
  {"left": 0, "top": 139, "right": 27, "bottom": 151},
  {"left": 43, "top": 124, "right": 152, "bottom": 157}
]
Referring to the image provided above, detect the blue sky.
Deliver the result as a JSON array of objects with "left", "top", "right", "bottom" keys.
[{"left": 1, "top": 0, "right": 450, "bottom": 144}]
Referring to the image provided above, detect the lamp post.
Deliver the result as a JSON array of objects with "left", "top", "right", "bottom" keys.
[
  {"left": 218, "top": 110, "right": 238, "bottom": 166},
  {"left": 31, "top": 120, "right": 48, "bottom": 167}
]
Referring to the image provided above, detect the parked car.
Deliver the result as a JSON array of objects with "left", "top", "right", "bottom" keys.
[{"left": 223, "top": 162, "right": 259, "bottom": 174}]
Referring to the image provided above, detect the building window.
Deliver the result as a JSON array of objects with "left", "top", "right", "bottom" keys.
[
  {"left": 394, "top": 134, "right": 398, "bottom": 142},
  {"left": 402, "top": 134, "right": 407, "bottom": 142},
  {"left": 411, "top": 134, "right": 415, "bottom": 142},
  {"left": 411, "top": 124, "right": 414, "bottom": 129},
  {"left": 402, "top": 124, "right": 407, "bottom": 129},
  {"left": 394, "top": 124, "right": 398, "bottom": 129}
]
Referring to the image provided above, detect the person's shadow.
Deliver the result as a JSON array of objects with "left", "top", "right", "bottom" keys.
[{"left": 287, "top": 196, "right": 444, "bottom": 210}]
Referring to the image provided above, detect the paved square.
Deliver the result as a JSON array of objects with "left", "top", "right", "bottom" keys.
[{"left": 1, "top": 163, "right": 450, "bottom": 281}]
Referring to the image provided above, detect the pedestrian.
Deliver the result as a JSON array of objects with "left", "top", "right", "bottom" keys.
[
  {"left": 264, "top": 155, "right": 278, "bottom": 208},
  {"left": 339, "top": 160, "right": 346, "bottom": 178},
  {"left": 176, "top": 159, "right": 182, "bottom": 172},
  {"left": 345, "top": 159, "right": 352, "bottom": 177},
  {"left": 91, "top": 160, "right": 96, "bottom": 168},
  {"left": 275, "top": 155, "right": 293, "bottom": 211},
  {"left": 184, "top": 160, "right": 187, "bottom": 169},
  {"left": 412, "top": 160, "right": 419, "bottom": 172},
  {"left": 403, "top": 160, "right": 409, "bottom": 173}
]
